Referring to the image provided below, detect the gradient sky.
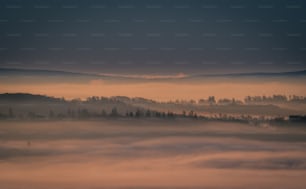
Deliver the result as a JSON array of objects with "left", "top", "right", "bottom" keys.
[{"left": 0, "top": 0, "right": 306, "bottom": 74}]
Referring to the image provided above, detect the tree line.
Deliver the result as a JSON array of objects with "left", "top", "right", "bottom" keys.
[
  {"left": 1, "top": 93, "right": 306, "bottom": 106},
  {"left": 1, "top": 107, "right": 198, "bottom": 120}
]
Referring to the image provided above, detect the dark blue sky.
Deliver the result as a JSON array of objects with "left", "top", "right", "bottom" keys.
[{"left": 0, "top": 0, "right": 306, "bottom": 74}]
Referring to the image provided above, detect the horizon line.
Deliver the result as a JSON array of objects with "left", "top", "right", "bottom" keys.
[{"left": 1, "top": 67, "right": 306, "bottom": 79}]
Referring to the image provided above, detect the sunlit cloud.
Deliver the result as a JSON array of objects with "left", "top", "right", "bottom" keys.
[{"left": 98, "top": 72, "right": 188, "bottom": 79}]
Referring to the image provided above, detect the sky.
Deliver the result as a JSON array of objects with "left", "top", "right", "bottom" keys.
[{"left": 0, "top": 0, "right": 306, "bottom": 74}]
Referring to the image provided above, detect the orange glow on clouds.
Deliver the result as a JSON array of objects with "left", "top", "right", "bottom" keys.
[{"left": 1, "top": 80, "right": 305, "bottom": 101}]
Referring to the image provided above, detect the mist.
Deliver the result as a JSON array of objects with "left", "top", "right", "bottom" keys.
[{"left": 1, "top": 120, "right": 306, "bottom": 189}]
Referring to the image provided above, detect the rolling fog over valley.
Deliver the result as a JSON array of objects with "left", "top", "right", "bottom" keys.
[
  {"left": 1, "top": 93, "right": 306, "bottom": 118},
  {"left": 1, "top": 0, "right": 306, "bottom": 188},
  {"left": 0, "top": 93, "right": 306, "bottom": 188},
  {"left": 1, "top": 120, "right": 306, "bottom": 189}
]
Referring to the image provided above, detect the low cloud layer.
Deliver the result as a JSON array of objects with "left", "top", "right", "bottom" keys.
[{"left": 1, "top": 120, "right": 306, "bottom": 188}]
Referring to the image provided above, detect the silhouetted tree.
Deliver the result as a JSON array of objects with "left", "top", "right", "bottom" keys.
[
  {"left": 110, "top": 107, "right": 119, "bottom": 117},
  {"left": 189, "top": 99, "right": 196, "bottom": 104},
  {"left": 208, "top": 96, "right": 216, "bottom": 105},
  {"left": 167, "top": 111, "right": 174, "bottom": 118},
  {"left": 155, "top": 112, "right": 161, "bottom": 117},
  {"left": 67, "top": 108, "right": 75, "bottom": 117},
  {"left": 162, "top": 112, "right": 166, "bottom": 118},
  {"left": 145, "top": 110, "right": 151, "bottom": 117},
  {"left": 101, "top": 109, "right": 107, "bottom": 117},
  {"left": 78, "top": 108, "right": 89, "bottom": 118},
  {"left": 135, "top": 109, "right": 143, "bottom": 117},
  {"left": 8, "top": 107, "right": 14, "bottom": 118},
  {"left": 129, "top": 111, "right": 134, "bottom": 117},
  {"left": 49, "top": 110, "right": 55, "bottom": 119},
  {"left": 188, "top": 110, "right": 195, "bottom": 117}
]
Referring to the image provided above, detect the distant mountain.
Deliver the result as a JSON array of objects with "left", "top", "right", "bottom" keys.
[
  {"left": 1, "top": 68, "right": 305, "bottom": 82},
  {"left": 0, "top": 93, "right": 157, "bottom": 105},
  {"left": 0, "top": 68, "right": 146, "bottom": 82},
  {"left": 191, "top": 70, "right": 306, "bottom": 78},
  {"left": 0, "top": 93, "right": 64, "bottom": 103},
  {"left": 0, "top": 93, "right": 304, "bottom": 117},
  {"left": 0, "top": 68, "right": 142, "bottom": 84},
  {"left": 0, "top": 68, "right": 100, "bottom": 78}
]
